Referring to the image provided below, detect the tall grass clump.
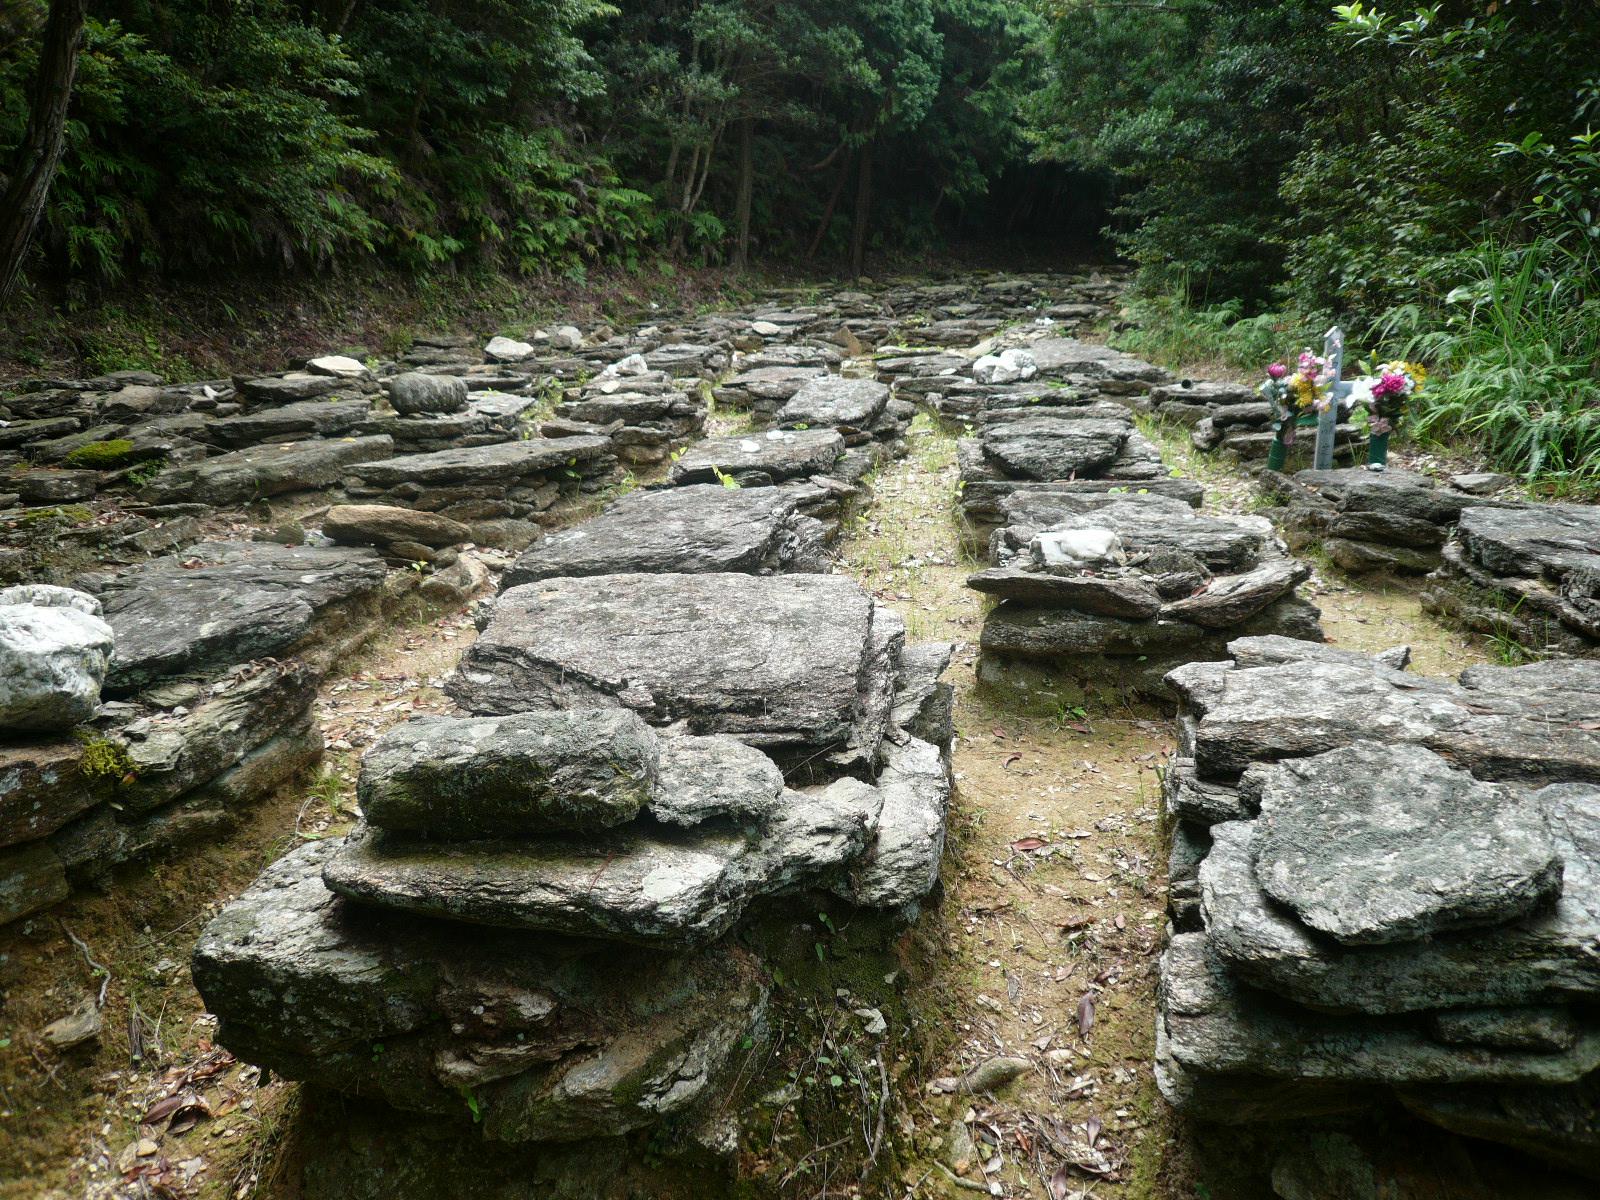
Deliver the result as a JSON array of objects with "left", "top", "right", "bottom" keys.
[
  {"left": 1385, "top": 239, "right": 1600, "bottom": 494},
  {"left": 1112, "top": 286, "right": 1289, "bottom": 376}
]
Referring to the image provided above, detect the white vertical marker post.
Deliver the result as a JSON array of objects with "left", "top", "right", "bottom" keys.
[{"left": 1314, "top": 326, "right": 1350, "bottom": 471}]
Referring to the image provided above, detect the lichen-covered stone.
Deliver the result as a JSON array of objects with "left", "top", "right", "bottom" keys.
[
  {"left": 357, "top": 710, "right": 660, "bottom": 838},
  {"left": 1250, "top": 743, "right": 1563, "bottom": 945},
  {"left": 192, "top": 841, "right": 767, "bottom": 1143}
]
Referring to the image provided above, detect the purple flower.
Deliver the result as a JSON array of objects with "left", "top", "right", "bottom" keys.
[{"left": 1267, "top": 362, "right": 1288, "bottom": 380}]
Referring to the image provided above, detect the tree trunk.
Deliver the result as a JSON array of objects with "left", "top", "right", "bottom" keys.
[
  {"left": 807, "top": 155, "right": 849, "bottom": 260},
  {"left": 0, "top": 0, "right": 88, "bottom": 312},
  {"left": 732, "top": 116, "right": 754, "bottom": 271},
  {"left": 850, "top": 137, "right": 874, "bottom": 279}
]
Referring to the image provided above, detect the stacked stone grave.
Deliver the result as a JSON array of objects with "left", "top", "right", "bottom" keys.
[
  {"left": 341, "top": 434, "right": 618, "bottom": 551},
  {"left": 713, "top": 341, "right": 844, "bottom": 423},
  {"left": 543, "top": 354, "right": 707, "bottom": 465},
  {"left": 772, "top": 374, "right": 916, "bottom": 482},
  {"left": 0, "top": 540, "right": 411, "bottom": 927},
  {"left": 953, "top": 397, "right": 1198, "bottom": 546},
  {"left": 194, "top": 548, "right": 955, "bottom": 1191},
  {"left": 666, "top": 426, "right": 860, "bottom": 537},
  {"left": 1258, "top": 466, "right": 1517, "bottom": 576},
  {"left": 1139, "top": 373, "right": 1372, "bottom": 464},
  {"left": 968, "top": 490, "right": 1322, "bottom": 705},
  {"left": 359, "top": 380, "right": 545, "bottom": 456},
  {"left": 1422, "top": 501, "right": 1600, "bottom": 658},
  {"left": 1159, "top": 638, "right": 1600, "bottom": 1183}
]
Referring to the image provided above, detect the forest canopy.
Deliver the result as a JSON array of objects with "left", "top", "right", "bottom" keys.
[{"left": 0, "top": 0, "right": 1047, "bottom": 286}]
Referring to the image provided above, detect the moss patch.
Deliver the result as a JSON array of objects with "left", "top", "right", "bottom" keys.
[{"left": 62, "top": 439, "right": 138, "bottom": 469}]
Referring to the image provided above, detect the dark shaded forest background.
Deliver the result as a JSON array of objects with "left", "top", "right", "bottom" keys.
[{"left": 2, "top": 0, "right": 1597, "bottom": 485}]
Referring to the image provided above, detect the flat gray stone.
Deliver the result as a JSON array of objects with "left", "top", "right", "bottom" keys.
[
  {"left": 997, "top": 499, "right": 1273, "bottom": 575},
  {"left": 236, "top": 373, "right": 345, "bottom": 405},
  {"left": 668, "top": 428, "right": 844, "bottom": 486},
  {"left": 1200, "top": 785, "right": 1600, "bottom": 1013},
  {"left": 141, "top": 436, "right": 395, "bottom": 506},
  {"left": 1161, "top": 560, "right": 1311, "bottom": 629},
  {"left": 351, "top": 437, "right": 613, "bottom": 488},
  {"left": 357, "top": 710, "right": 661, "bottom": 838},
  {"left": 838, "top": 737, "right": 949, "bottom": 909},
  {"left": 981, "top": 416, "right": 1130, "bottom": 480},
  {"left": 1251, "top": 743, "right": 1563, "bottom": 945},
  {"left": 449, "top": 572, "right": 896, "bottom": 772},
  {"left": 116, "top": 660, "right": 321, "bottom": 812},
  {"left": 1159, "top": 933, "right": 1600, "bottom": 1097},
  {"left": 1429, "top": 1007, "right": 1582, "bottom": 1053},
  {"left": 97, "top": 541, "right": 388, "bottom": 691},
  {"left": 648, "top": 734, "right": 786, "bottom": 828},
  {"left": 192, "top": 840, "right": 767, "bottom": 1143},
  {"left": 501, "top": 485, "right": 821, "bottom": 588},
  {"left": 776, "top": 377, "right": 890, "bottom": 430},
  {"left": 202, "top": 399, "right": 372, "bottom": 448},
  {"left": 1180, "top": 658, "right": 1600, "bottom": 784},
  {"left": 1225, "top": 635, "right": 1411, "bottom": 672},
  {"left": 0, "top": 739, "right": 96, "bottom": 848},
  {"left": 965, "top": 566, "right": 1162, "bottom": 618},
  {"left": 322, "top": 778, "right": 880, "bottom": 944}
]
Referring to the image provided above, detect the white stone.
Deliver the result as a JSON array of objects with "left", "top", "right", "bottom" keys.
[
  {"left": 306, "top": 355, "right": 369, "bottom": 378},
  {"left": 550, "top": 325, "right": 585, "bottom": 351},
  {"left": 1031, "top": 528, "right": 1124, "bottom": 568},
  {"left": 973, "top": 348, "right": 1038, "bottom": 385},
  {"left": 484, "top": 336, "right": 535, "bottom": 363},
  {"left": 0, "top": 602, "right": 115, "bottom": 732},
  {"left": 751, "top": 321, "right": 782, "bottom": 337},
  {"left": 599, "top": 353, "right": 650, "bottom": 379},
  {"left": 0, "top": 585, "right": 102, "bottom": 616}
]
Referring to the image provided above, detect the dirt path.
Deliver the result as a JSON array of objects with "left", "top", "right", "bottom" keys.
[
  {"left": 832, "top": 413, "right": 1495, "bottom": 1200},
  {"left": 836, "top": 415, "right": 1179, "bottom": 1198}
]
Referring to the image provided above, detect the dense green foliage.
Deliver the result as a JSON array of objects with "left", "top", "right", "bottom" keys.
[
  {"left": 1033, "top": 0, "right": 1600, "bottom": 489},
  {"left": 0, "top": 0, "right": 1042, "bottom": 285}
]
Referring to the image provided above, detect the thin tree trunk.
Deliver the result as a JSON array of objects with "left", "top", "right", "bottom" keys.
[
  {"left": 733, "top": 116, "right": 754, "bottom": 271},
  {"left": 807, "top": 155, "right": 849, "bottom": 260},
  {"left": 850, "top": 138, "right": 874, "bottom": 279},
  {"left": 0, "top": 0, "right": 87, "bottom": 312}
]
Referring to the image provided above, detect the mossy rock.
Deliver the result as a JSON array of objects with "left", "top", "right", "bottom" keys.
[{"left": 62, "top": 439, "right": 139, "bottom": 469}]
